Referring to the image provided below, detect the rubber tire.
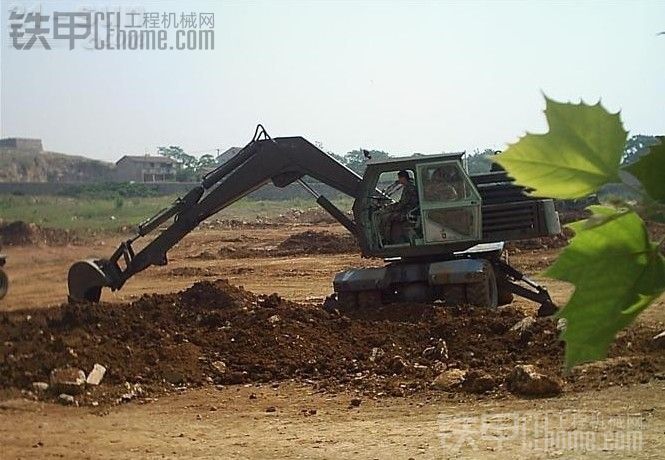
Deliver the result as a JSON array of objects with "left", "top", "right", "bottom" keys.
[
  {"left": 0, "top": 268, "right": 7, "bottom": 300},
  {"left": 336, "top": 291, "right": 358, "bottom": 309},
  {"left": 497, "top": 289, "right": 514, "bottom": 306},
  {"left": 441, "top": 285, "right": 466, "bottom": 307},
  {"left": 465, "top": 264, "right": 498, "bottom": 308},
  {"left": 357, "top": 290, "right": 382, "bottom": 308}
]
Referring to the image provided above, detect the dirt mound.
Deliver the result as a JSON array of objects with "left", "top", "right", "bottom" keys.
[
  {"left": 1, "top": 279, "right": 662, "bottom": 406},
  {"left": 276, "top": 230, "right": 358, "bottom": 255},
  {"left": 0, "top": 220, "right": 80, "bottom": 246},
  {"left": 558, "top": 209, "right": 591, "bottom": 224},
  {"left": 201, "top": 209, "right": 341, "bottom": 227},
  {"left": 508, "top": 220, "right": 665, "bottom": 254},
  {"left": 189, "top": 230, "right": 359, "bottom": 260},
  {"left": 507, "top": 227, "right": 573, "bottom": 252}
]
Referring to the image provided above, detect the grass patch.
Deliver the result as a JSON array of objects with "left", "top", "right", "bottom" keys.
[{"left": 0, "top": 194, "right": 353, "bottom": 231}]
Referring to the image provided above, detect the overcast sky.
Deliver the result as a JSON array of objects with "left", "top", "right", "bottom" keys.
[{"left": 1, "top": 0, "right": 663, "bottom": 162}]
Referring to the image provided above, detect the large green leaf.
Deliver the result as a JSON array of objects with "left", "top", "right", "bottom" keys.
[
  {"left": 546, "top": 206, "right": 665, "bottom": 368},
  {"left": 625, "top": 138, "right": 665, "bottom": 204},
  {"left": 495, "top": 97, "right": 627, "bottom": 199}
]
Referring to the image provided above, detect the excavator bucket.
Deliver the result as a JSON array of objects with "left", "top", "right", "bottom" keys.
[{"left": 68, "top": 260, "right": 113, "bottom": 302}]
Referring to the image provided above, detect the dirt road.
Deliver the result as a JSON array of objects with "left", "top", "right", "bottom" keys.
[
  {"left": 1, "top": 223, "right": 664, "bottom": 458},
  {"left": 2, "top": 382, "right": 663, "bottom": 459}
]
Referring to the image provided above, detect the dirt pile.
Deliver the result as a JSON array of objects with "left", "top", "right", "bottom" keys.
[
  {"left": 1, "top": 280, "right": 662, "bottom": 406},
  {"left": 274, "top": 208, "right": 338, "bottom": 225},
  {"left": 508, "top": 220, "right": 665, "bottom": 253},
  {"left": 201, "top": 209, "right": 342, "bottom": 228},
  {"left": 0, "top": 220, "right": 80, "bottom": 246},
  {"left": 276, "top": 230, "right": 358, "bottom": 255},
  {"left": 507, "top": 227, "right": 573, "bottom": 252},
  {"left": 190, "top": 230, "right": 358, "bottom": 260}
]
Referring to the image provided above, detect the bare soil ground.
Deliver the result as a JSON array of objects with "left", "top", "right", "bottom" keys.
[{"left": 1, "top": 222, "right": 664, "bottom": 459}]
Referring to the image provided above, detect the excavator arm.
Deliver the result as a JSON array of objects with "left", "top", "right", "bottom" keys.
[{"left": 68, "top": 126, "right": 363, "bottom": 302}]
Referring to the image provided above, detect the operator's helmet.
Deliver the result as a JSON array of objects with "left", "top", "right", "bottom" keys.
[{"left": 397, "top": 170, "right": 411, "bottom": 180}]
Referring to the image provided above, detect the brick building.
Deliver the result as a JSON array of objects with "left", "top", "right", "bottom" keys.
[{"left": 115, "top": 155, "right": 176, "bottom": 182}]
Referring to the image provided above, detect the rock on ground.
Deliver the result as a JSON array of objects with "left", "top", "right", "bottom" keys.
[
  {"left": 508, "top": 364, "right": 562, "bottom": 397},
  {"left": 31, "top": 382, "right": 49, "bottom": 392},
  {"left": 431, "top": 369, "right": 467, "bottom": 390},
  {"left": 58, "top": 394, "right": 75, "bottom": 405},
  {"left": 510, "top": 316, "right": 536, "bottom": 337},
  {"left": 461, "top": 370, "right": 496, "bottom": 394},
  {"left": 50, "top": 368, "right": 86, "bottom": 395},
  {"left": 86, "top": 364, "right": 107, "bottom": 385}
]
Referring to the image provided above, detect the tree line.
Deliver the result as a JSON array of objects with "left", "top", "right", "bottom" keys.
[{"left": 158, "top": 135, "right": 660, "bottom": 181}]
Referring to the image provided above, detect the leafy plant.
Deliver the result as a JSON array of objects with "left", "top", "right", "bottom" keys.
[
  {"left": 496, "top": 97, "right": 665, "bottom": 368},
  {"left": 158, "top": 146, "right": 220, "bottom": 181}
]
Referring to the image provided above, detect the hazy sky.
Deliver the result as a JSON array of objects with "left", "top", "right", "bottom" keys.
[{"left": 1, "top": 0, "right": 663, "bottom": 162}]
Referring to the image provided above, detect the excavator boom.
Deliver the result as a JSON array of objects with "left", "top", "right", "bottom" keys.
[{"left": 69, "top": 127, "right": 363, "bottom": 301}]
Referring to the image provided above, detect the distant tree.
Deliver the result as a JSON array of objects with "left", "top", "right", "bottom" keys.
[
  {"left": 158, "top": 146, "right": 196, "bottom": 168},
  {"left": 314, "top": 141, "right": 388, "bottom": 175},
  {"left": 197, "top": 154, "right": 216, "bottom": 171},
  {"left": 158, "top": 146, "right": 198, "bottom": 181},
  {"left": 622, "top": 135, "right": 659, "bottom": 165},
  {"left": 465, "top": 148, "right": 497, "bottom": 174},
  {"left": 342, "top": 149, "right": 391, "bottom": 174}
]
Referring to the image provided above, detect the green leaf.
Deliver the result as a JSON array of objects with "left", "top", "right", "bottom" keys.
[
  {"left": 546, "top": 207, "right": 665, "bottom": 368},
  {"left": 625, "top": 138, "right": 665, "bottom": 204},
  {"left": 495, "top": 97, "right": 627, "bottom": 199}
]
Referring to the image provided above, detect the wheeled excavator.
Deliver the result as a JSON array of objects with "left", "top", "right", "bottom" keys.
[{"left": 68, "top": 126, "right": 561, "bottom": 315}]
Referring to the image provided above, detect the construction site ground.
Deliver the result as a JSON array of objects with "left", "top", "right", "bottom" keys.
[{"left": 1, "top": 221, "right": 664, "bottom": 459}]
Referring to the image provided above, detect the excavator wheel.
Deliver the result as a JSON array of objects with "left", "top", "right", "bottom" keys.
[
  {"left": 336, "top": 291, "right": 358, "bottom": 309},
  {"left": 0, "top": 268, "right": 8, "bottom": 300},
  {"left": 328, "top": 290, "right": 384, "bottom": 310},
  {"left": 441, "top": 263, "right": 498, "bottom": 308},
  {"left": 465, "top": 264, "right": 498, "bottom": 308},
  {"left": 497, "top": 289, "right": 514, "bottom": 306},
  {"left": 441, "top": 285, "right": 466, "bottom": 307},
  {"left": 357, "top": 290, "right": 382, "bottom": 308}
]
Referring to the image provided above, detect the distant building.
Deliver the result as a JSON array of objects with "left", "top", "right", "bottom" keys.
[
  {"left": 0, "top": 137, "right": 43, "bottom": 151},
  {"left": 115, "top": 155, "right": 176, "bottom": 182}
]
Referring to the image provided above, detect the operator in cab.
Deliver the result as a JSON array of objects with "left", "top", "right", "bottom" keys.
[
  {"left": 379, "top": 170, "right": 419, "bottom": 244},
  {"left": 424, "top": 165, "right": 463, "bottom": 201}
]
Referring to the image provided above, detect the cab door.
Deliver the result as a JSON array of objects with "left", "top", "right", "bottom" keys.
[{"left": 416, "top": 161, "right": 482, "bottom": 244}]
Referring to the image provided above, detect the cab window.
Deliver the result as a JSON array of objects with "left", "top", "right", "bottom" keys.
[{"left": 416, "top": 161, "right": 481, "bottom": 244}]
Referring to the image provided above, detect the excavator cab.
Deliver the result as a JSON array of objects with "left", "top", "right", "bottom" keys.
[
  {"left": 416, "top": 161, "right": 481, "bottom": 245},
  {"left": 368, "top": 168, "right": 421, "bottom": 247},
  {"left": 354, "top": 153, "right": 485, "bottom": 258}
]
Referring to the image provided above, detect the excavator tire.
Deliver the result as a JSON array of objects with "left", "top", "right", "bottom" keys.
[
  {"left": 441, "top": 263, "right": 499, "bottom": 308},
  {"left": 497, "top": 289, "right": 514, "bottom": 306},
  {"left": 336, "top": 291, "right": 358, "bottom": 309},
  {"left": 0, "top": 268, "right": 8, "bottom": 300},
  {"left": 357, "top": 290, "right": 382, "bottom": 308},
  {"left": 465, "top": 264, "right": 498, "bottom": 308},
  {"left": 441, "top": 285, "right": 466, "bottom": 307}
]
